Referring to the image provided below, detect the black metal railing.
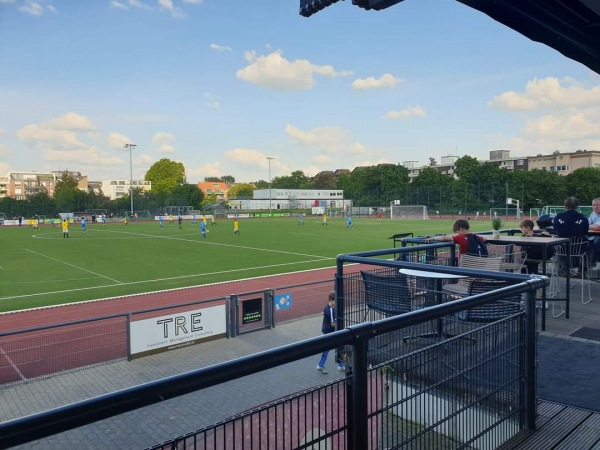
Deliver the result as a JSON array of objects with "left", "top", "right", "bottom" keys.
[{"left": 0, "top": 246, "right": 545, "bottom": 449}]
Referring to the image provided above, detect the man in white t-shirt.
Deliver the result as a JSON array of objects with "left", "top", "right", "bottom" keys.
[{"left": 588, "top": 197, "right": 600, "bottom": 267}]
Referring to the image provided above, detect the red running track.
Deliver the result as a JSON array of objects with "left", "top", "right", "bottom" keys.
[{"left": 0, "top": 266, "right": 370, "bottom": 384}]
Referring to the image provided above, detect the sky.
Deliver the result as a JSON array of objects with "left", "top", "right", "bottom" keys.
[{"left": 1, "top": 0, "right": 599, "bottom": 185}]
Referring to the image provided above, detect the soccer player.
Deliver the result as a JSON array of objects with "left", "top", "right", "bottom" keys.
[
  {"left": 200, "top": 220, "right": 207, "bottom": 238},
  {"left": 178, "top": 214, "right": 182, "bottom": 230},
  {"left": 298, "top": 212, "right": 304, "bottom": 225},
  {"left": 322, "top": 213, "right": 327, "bottom": 226},
  {"left": 211, "top": 215, "right": 216, "bottom": 226},
  {"left": 81, "top": 217, "right": 87, "bottom": 233},
  {"left": 346, "top": 215, "right": 353, "bottom": 229},
  {"left": 233, "top": 218, "right": 240, "bottom": 234},
  {"left": 62, "top": 219, "right": 69, "bottom": 238},
  {"left": 159, "top": 215, "right": 164, "bottom": 228}
]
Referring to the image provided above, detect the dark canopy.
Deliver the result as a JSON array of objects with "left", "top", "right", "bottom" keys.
[{"left": 458, "top": 0, "right": 600, "bottom": 74}]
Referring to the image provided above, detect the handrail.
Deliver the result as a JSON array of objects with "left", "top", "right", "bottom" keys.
[{"left": 0, "top": 278, "right": 544, "bottom": 448}]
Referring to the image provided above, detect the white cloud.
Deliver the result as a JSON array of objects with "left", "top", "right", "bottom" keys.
[
  {"left": 187, "top": 161, "right": 222, "bottom": 179},
  {"left": 16, "top": 124, "right": 86, "bottom": 149},
  {"left": 285, "top": 124, "right": 366, "bottom": 155},
  {"left": 352, "top": 73, "right": 403, "bottom": 90},
  {"left": 110, "top": 1, "right": 128, "bottom": 9},
  {"left": 15, "top": 113, "right": 137, "bottom": 169},
  {"left": 108, "top": 132, "right": 132, "bottom": 149},
  {"left": 0, "top": 144, "right": 11, "bottom": 156},
  {"left": 203, "top": 92, "right": 220, "bottom": 108},
  {"left": 152, "top": 132, "right": 175, "bottom": 144},
  {"left": 383, "top": 106, "right": 427, "bottom": 120},
  {"left": 224, "top": 148, "right": 269, "bottom": 167},
  {"left": 44, "top": 112, "right": 95, "bottom": 131},
  {"left": 521, "top": 113, "right": 600, "bottom": 141},
  {"left": 110, "top": 0, "right": 199, "bottom": 16},
  {"left": 236, "top": 50, "right": 352, "bottom": 91},
  {"left": 210, "top": 43, "right": 232, "bottom": 52},
  {"left": 156, "top": 144, "right": 175, "bottom": 154},
  {"left": 158, "top": 0, "right": 184, "bottom": 18},
  {"left": 138, "top": 154, "right": 156, "bottom": 165},
  {"left": 152, "top": 132, "right": 175, "bottom": 153},
  {"left": 488, "top": 77, "right": 600, "bottom": 156},
  {"left": 42, "top": 147, "right": 123, "bottom": 165},
  {"left": 0, "top": 127, "right": 5, "bottom": 137},
  {"left": 490, "top": 77, "right": 600, "bottom": 111},
  {"left": 19, "top": 2, "right": 44, "bottom": 15}
]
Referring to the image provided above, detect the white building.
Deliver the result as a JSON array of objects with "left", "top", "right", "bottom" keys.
[
  {"left": 229, "top": 189, "right": 350, "bottom": 211},
  {"left": 101, "top": 179, "right": 152, "bottom": 200}
]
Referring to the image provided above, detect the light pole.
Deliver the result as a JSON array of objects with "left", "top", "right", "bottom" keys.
[
  {"left": 124, "top": 143, "right": 137, "bottom": 216},
  {"left": 267, "top": 156, "right": 275, "bottom": 216}
]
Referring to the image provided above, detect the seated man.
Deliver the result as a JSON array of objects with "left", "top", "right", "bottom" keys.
[
  {"left": 553, "top": 197, "right": 591, "bottom": 276},
  {"left": 588, "top": 197, "right": 600, "bottom": 268}
]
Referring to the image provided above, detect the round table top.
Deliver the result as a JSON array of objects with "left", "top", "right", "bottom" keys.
[{"left": 399, "top": 268, "right": 467, "bottom": 279}]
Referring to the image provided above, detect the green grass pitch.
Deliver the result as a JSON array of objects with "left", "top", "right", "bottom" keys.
[{"left": 0, "top": 217, "right": 516, "bottom": 312}]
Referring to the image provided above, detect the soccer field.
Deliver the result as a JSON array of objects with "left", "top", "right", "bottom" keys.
[{"left": 0, "top": 217, "right": 514, "bottom": 312}]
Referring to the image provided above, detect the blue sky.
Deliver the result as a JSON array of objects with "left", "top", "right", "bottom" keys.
[{"left": 1, "top": 0, "right": 599, "bottom": 184}]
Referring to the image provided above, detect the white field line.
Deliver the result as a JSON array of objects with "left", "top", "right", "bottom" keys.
[
  {"left": 0, "top": 258, "right": 333, "bottom": 301},
  {"left": 0, "top": 346, "right": 26, "bottom": 381},
  {"left": 93, "top": 228, "right": 333, "bottom": 260},
  {"left": 24, "top": 249, "right": 122, "bottom": 284}
]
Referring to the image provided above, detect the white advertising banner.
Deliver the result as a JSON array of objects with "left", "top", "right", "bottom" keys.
[{"left": 130, "top": 304, "right": 227, "bottom": 357}]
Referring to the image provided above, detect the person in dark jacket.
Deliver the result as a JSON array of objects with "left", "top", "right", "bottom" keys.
[
  {"left": 316, "top": 292, "right": 345, "bottom": 374},
  {"left": 553, "top": 197, "right": 591, "bottom": 276}
]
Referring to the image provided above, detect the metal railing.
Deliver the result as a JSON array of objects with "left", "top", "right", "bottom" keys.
[
  {"left": 0, "top": 246, "right": 546, "bottom": 449},
  {"left": 0, "top": 279, "right": 333, "bottom": 388}
]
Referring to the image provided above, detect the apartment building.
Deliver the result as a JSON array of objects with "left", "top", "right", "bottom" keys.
[
  {"left": 197, "top": 181, "right": 229, "bottom": 200},
  {"left": 527, "top": 150, "right": 600, "bottom": 175},
  {"left": 0, "top": 171, "right": 57, "bottom": 200},
  {"left": 100, "top": 179, "right": 152, "bottom": 200}
]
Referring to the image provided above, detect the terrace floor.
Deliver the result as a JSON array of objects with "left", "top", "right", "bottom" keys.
[{"left": 513, "top": 276, "right": 600, "bottom": 449}]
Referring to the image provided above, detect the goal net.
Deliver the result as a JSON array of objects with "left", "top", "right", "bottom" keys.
[
  {"left": 390, "top": 204, "right": 429, "bottom": 220},
  {"left": 125, "top": 211, "right": 152, "bottom": 220},
  {"left": 489, "top": 208, "right": 520, "bottom": 220}
]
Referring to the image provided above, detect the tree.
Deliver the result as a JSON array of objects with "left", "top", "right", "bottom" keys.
[
  {"left": 229, "top": 183, "right": 255, "bottom": 198},
  {"left": 204, "top": 177, "right": 220, "bottom": 182},
  {"left": 145, "top": 159, "right": 186, "bottom": 194},
  {"left": 172, "top": 184, "right": 204, "bottom": 209},
  {"left": 53, "top": 172, "right": 80, "bottom": 211},
  {"left": 311, "top": 172, "right": 336, "bottom": 189},
  {"left": 565, "top": 168, "right": 600, "bottom": 203},
  {"left": 453, "top": 156, "right": 481, "bottom": 183},
  {"left": 220, "top": 175, "right": 235, "bottom": 185},
  {"left": 271, "top": 170, "right": 310, "bottom": 189}
]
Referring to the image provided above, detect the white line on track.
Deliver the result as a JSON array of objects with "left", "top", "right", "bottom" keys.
[
  {"left": 24, "top": 249, "right": 123, "bottom": 284},
  {"left": 0, "top": 346, "right": 26, "bottom": 381},
  {"left": 0, "top": 258, "right": 332, "bottom": 301}
]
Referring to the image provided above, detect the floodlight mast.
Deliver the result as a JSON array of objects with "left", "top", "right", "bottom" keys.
[{"left": 124, "top": 143, "right": 137, "bottom": 215}]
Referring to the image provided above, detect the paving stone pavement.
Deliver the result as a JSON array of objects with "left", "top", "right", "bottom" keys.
[{"left": 2, "top": 315, "right": 345, "bottom": 449}]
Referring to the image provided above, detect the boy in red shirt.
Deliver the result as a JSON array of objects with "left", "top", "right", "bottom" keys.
[{"left": 425, "top": 219, "right": 486, "bottom": 255}]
